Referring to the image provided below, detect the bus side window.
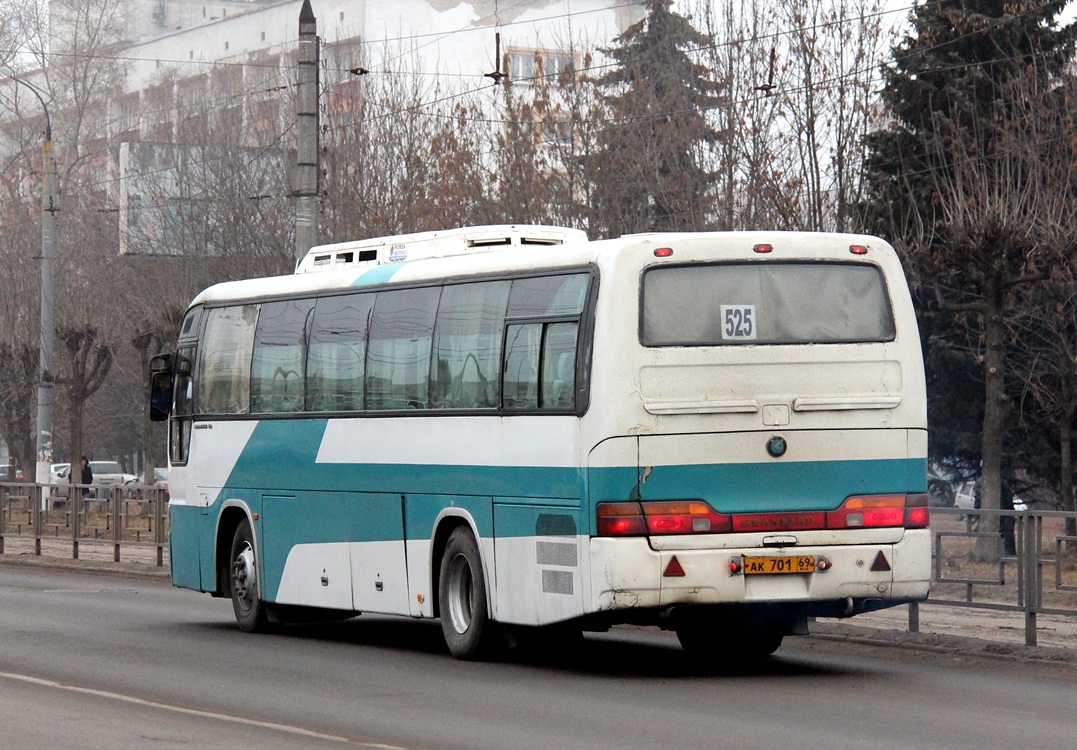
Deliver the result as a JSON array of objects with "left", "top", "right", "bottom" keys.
[
  {"left": 170, "top": 349, "right": 195, "bottom": 464},
  {"left": 306, "top": 293, "right": 374, "bottom": 412},
  {"left": 250, "top": 299, "right": 314, "bottom": 414},
  {"left": 503, "top": 324, "right": 540, "bottom": 409},
  {"left": 366, "top": 287, "right": 441, "bottom": 410},
  {"left": 431, "top": 280, "right": 509, "bottom": 409},
  {"left": 197, "top": 305, "right": 259, "bottom": 414},
  {"left": 541, "top": 322, "right": 579, "bottom": 410}
]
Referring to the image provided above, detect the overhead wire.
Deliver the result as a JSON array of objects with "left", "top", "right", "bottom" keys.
[{"left": 4, "top": 0, "right": 1070, "bottom": 212}]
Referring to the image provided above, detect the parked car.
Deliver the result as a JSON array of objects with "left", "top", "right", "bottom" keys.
[
  {"left": 952, "top": 478, "right": 1027, "bottom": 512},
  {"left": 123, "top": 467, "right": 169, "bottom": 502},
  {"left": 953, "top": 479, "right": 978, "bottom": 511},
  {"left": 50, "top": 462, "right": 70, "bottom": 483},
  {"left": 89, "top": 461, "right": 138, "bottom": 489},
  {"left": 0, "top": 463, "right": 25, "bottom": 481},
  {"left": 154, "top": 467, "right": 169, "bottom": 501}
]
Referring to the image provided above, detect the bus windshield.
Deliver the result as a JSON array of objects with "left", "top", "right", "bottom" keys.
[{"left": 641, "top": 261, "right": 895, "bottom": 346}]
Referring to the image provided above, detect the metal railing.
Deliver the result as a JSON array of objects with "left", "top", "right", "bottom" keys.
[
  {"left": 0, "top": 481, "right": 168, "bottom": 567},
  {"left": 2, "top": 482, "right": 1075, "bottom": 646},
  {"left": 910, "top": 506, "right": 1077, "bottom": 646}
]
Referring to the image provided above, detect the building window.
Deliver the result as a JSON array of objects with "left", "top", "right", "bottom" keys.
[
  {"left": 544, "top": 53, "right": 574, "bottom": 82},
  {"left": 543, "top": 114, "right": 573, "bottom": 146},
  {"left": 509, "top": 52, "right": 535, "bottom": 84},
  {"left": 510, "top": 50, "right": 575, "bottom": 87}
]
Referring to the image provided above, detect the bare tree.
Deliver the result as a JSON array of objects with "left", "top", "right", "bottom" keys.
[
  {"left": 901, "top": 78, "right": 1071, "bottom": 559},
  {"left": 777, "top": 0, "right": 885, "bottom": 231}
]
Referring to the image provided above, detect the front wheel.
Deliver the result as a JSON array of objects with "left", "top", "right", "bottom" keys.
[
  {"left": 439, "top": 527, "right": 499, "bottom": 660},
  {"left": 230, "top": 518, "right": 269, "bottom": 632}
]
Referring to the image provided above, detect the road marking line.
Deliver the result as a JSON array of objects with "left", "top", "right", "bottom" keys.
[{"left": 0, "top": 670, "right": 406, "bottom": 749}]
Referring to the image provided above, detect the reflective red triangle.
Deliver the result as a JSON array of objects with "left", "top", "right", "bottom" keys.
[
  {"left": 871, "top": 551, "right": 892, "bottom": 572},
  {"left": 663, "top": 556, "right": 686, "bottom": 577}
]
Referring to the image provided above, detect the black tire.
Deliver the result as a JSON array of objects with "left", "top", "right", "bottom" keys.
[
  {"left": 675, "top": 620, "right": 783, "bottom": 662},
  {"left": 439, "top": 527, "right": 498, "bottom": 660},
  {"left": 229, "top": 518, "right": 269, "bottom": 632}
]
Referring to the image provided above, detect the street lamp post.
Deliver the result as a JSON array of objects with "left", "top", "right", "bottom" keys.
[{"left": 7, "top": 75, "right": 57, "bottom": 485}]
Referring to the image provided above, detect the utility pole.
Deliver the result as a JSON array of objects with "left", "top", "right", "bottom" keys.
[
  {"left": 37, "top": 113, "right": 57, "bottom": 485},
  {"left": 7, "top": 75, "right": 58, "bottom": 484},
  {"left": 294, "top": 0, "right": 320, "bottom": 265}
]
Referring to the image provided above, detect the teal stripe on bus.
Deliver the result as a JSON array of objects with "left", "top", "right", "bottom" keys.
[
  {"left": 212, "top": 419, "right": 925, "bottom": 522},
  {"left": 215, "top": 419, "right": 586, "bottom": 500},
  {"left": 352, "top": 262, "right": 407, "bottom": 286},
  {"left": 634, "top": 457, "right": 928, "bottom": 515}
]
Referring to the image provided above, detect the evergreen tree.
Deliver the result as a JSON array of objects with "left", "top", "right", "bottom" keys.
[
  {"left": 587, "top": 0, "right": 723, "bottom": 237},
  {"left": 862, "top": 1, "right": 1077, "bottom": 559}
]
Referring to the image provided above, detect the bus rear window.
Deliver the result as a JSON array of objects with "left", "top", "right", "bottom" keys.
[{"left": 641, "top": 262, "right": 895, "bottom": 346}]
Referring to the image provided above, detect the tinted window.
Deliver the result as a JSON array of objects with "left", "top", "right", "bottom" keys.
[
  {"left": 251, "top": 299, "right": 314, "bottom": 413},
  {"left": 642, "top": 262, "right": 895, "bottom": 346},
  {"left": 507, "top": 273, "right": 588, "bottom": 317},
  {"left": 179, "top": 306, "right": 203, "bottom": 338},
  {"left": 366, "top": 287, "right": 441, "bottom": 409},
  {"left": 540, "top": 322, "right": 579, "bottom": 409},
  {"left": 503, "top": 323, "right": 541, "bottom": 409},
  {"left": 431, "top": 280, "right": 509, "bottom": 409},
  {"left": 307, "top": 293, "right": 374, "bottom": 412},
  {"left": 197, "top": 305, "right": 259, "bottom": 413}
]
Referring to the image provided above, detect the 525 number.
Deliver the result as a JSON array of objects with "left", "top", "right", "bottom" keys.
[{"left": 721, "top": 305, "right": 756, "bottom": 340}]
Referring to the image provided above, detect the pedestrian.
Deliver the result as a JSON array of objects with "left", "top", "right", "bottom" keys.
[
  {"left": 1000, "top": 479, "right": 1018, "bottom": 556},
  {"left": 80, "top": 456, "right": 93, "bottom": 498}
]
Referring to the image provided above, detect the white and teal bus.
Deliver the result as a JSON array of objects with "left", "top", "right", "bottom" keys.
[{"left": 150, "top": 225, "right": 930, "bottom": 660}]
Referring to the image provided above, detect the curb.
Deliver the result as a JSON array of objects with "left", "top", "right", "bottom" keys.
[
  {"left": 0, "top": 553, "right": 171, "bottom": 581},
  {"left": 807, "top": 620, "right": 1077, "bottom": 665}
]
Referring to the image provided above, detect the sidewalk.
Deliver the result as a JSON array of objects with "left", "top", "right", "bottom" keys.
[
  {"left": 0, "top": 536, "right": 170, "bottom": 580},
  {"left": 811, "top": 603, "right": 1077, "bottom": 664}
]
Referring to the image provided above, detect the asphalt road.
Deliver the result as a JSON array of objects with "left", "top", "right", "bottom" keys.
[{"left": 1, "top": 565, "right": 1075, "bottom": 750}]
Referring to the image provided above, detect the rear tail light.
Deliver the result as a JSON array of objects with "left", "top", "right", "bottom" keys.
[
  {"left": 904, "top": 493, "right": 930, "bottom": 528},
  {"left": 595, "top": 502, "right": 647, "bottom": 536},
  {"left": 641, "top": 501, "right": 732, "bottom": 535},
  {"left": 826, "top": 494, "right": 929, "bottom": 530},
  {"left": 597, "top": 494, "right": 929, "bottom": 536},
  {"left": 596, "top": 501, "right": 731, "bottom": 536}
]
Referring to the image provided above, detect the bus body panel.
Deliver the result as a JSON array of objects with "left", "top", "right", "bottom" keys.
[
  {"left": 588, "top": 533, "right": 930, "bottom": 612},
  {"left": 165, "top": 229, "right": 930, "bottom": 642}
]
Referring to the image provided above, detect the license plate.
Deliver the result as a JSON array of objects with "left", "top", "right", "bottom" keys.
[{"left": 743, "top": 555, "right": 815, "bottom": 575}]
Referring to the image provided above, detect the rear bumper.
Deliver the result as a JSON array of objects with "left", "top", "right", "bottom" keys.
[{"left": 588, "top": 529, "right": 930, "bottom": 616}]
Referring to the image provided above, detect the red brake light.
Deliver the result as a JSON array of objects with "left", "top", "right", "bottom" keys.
[
  {"left": 596, "top": 502, "right": 647, "bottom": 536},
  {"left": 827, "top": 495, "right": 910, "bottom": 529},
  {"left": 653, "top": 247, "right": 674, "bottom": 257},
  {"left": 905, "top": 507, "right": 930, "bottom": 528},
  {"left": 641, "top": 501, "right": 732, "bottom": 535},
  {"left": 753, "top": 243, "right": 773, "bottom": 254},
  {"left": 598, "top": 495, "right": 928, "bottom": 536},
  {"left": 849, "top": 244, "right": 868, "bottom": 255},
  {"left": 596, "top": 501, "right": 731, "bottom": 536}
]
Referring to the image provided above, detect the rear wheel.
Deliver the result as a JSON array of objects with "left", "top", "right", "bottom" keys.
[
  {"left": 439, "top": 527, "right": 498, "bottom": 660},
  {"left": 230, "top": 518, "right": 269, "bottom": 632},
  {"left": 675, "top": 620, "right": 783, "bottom": 662}
]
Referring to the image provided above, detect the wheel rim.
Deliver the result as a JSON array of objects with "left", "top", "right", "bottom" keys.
[
  {"left": 233, "top": 542, "right": 257, "bottom": 610},
  {"left": 445, "top": 552, "right": 474, "bottom": 635}
]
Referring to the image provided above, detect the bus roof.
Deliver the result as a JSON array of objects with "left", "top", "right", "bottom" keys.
[
  {"left": 189, "top": 230, "right": 897, "bottom": 308},
  {"left": 295, "top": 224, "right": 588, "bottom": 274}
]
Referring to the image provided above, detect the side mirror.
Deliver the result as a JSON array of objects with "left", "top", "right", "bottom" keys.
[
  {"left": 150, "top": 352, "right": 174, "bottom": 374},
  {"left": 150, "top": 370, "right": 173, "bottom": 422}
]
